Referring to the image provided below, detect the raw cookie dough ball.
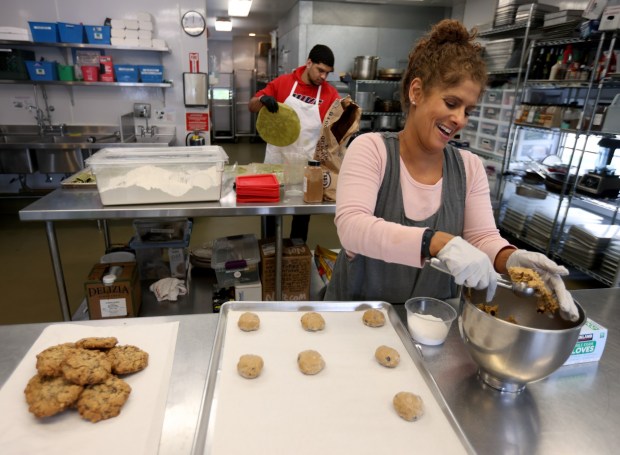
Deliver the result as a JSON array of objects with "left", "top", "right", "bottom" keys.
[
  {"left": 238, "top": 312, "right": 260, "bottom": 332},
  {"left": 393, "top": 391, "right": 424, "bottom": 421},
  {"left": 297, "top": 350, "right": 325, "bottom": 375},
  {"left": 362, "top": 309, "right": 386, "bottom": 327},
  {"left": 301, "top": 312, "right": 325, "bottom": 332},
  {"left": 237, "top": 354, "right": 264, "bottom": 379},
  {"left": 375, "top": 345, "right": 400, "bottom": 368}
]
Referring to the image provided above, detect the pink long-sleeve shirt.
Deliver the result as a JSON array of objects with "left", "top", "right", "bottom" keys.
[{"left": 335, "top": 133, "right": 512, "bottom": 268}]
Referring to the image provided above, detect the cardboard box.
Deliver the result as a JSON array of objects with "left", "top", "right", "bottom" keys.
[
  {"left": 260, "top": 238, "right": 311, "bottom": 301},
  {"left": 563, "top": 318, "right": 608, "bottom": 365},
  {"left": 85, "top": 262, "right": 141, "bottom": 319},
  {"left": 235, "top": 281, "right": 263, "bottom": 301}
]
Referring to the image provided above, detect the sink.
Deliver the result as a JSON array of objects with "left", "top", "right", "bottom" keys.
[
  {"left": 127, "top": 135, "right": 176, "bottom": 145},
  {"left": 52, "top": 135, "right": 122, "bottom": 144},
  {"left": 2, "top": 135, "right": 53, "bottom": 144}
]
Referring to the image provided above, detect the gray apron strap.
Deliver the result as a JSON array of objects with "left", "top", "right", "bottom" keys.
[{"left": 325, "top": 132, "right": 467, "bottom": 302}]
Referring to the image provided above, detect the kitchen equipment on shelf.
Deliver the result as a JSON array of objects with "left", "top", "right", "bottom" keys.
[
  {"left": 377, "top": 67, "right": 403, "bottom": 80},
  {"left": 186, "top": 130, "right": 206, "bottom": 146},
  {"left": 354, "top": 91, "right": 376, "bottom": 111},
  {"left": 374, "top": 97, "right": 401, "bottom": 112},
  {"left": 544, "top": 171, "right": 577, "bottom": 194},
  {"left": 374, "top": 115, "right": 399, "bottom": 131},
  {"left": 352, "top": 56, "right": 379, "bottom": 80},
  {"left": 460, "top": 286, "right": 585, "bottom": 393},
  {"left": 577, "top": 137, "right": 620, "bottom": 198}
]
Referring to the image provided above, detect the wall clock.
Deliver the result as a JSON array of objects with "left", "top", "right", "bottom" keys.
[{"left": 182, "top": 10, "right": 206, "bottom": 37}]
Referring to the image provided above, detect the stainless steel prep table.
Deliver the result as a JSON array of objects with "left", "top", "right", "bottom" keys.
[
  {"left": 18, "top": 187, "right": 335, "bottom": 321},
  {"left": 0, "top": 288, "right": 618, "bottom": 454}
]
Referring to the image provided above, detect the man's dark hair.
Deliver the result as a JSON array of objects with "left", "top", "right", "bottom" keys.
[{"left": 308, "top": 44, "right": 334, "bottom": 67}]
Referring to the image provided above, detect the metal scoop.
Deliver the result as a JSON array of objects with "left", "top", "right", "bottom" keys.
[{"left": 428, "top": 258, "right": 535, "bottom": 298}]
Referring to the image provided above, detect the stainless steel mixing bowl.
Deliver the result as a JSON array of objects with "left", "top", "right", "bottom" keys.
[{"left": 459, "top": 286, "right": 586, "bottom": 393}]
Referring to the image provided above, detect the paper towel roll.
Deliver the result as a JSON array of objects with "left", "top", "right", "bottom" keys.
[
  {"left": 137, "top": 39, "right": 153, "bottom": 48},
  {"left": 111, "top": 28, "right": 126, "bottom": 38},
  {"left": 125, "top": 29, "right": 139, "bottom": 39},
  {"left": 138, "top": 30, "right": 152, "bottom": 40},
  {"left": 124, "top": 20, "right": 139, "bottom": 30},
  {"left": 124, "top": 38, "right": 140, "bottom": 47},
  {"left": 110, "top": 19, "right": 126, "bottom": 29},
  {"left": 110, "top": 37, "right": 125, "bottom": 46}
]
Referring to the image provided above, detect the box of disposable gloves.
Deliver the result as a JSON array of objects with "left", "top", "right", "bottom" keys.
[{"left": 563, "top": 318, "right": 608, "bottom": 365}]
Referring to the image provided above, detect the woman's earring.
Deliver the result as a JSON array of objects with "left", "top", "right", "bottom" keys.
[{"left": 410, "top": 99, "right": 416, "bottom": 106}]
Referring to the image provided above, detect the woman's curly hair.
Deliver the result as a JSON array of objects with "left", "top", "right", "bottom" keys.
[{"left": 401, "top": 19, "right": 487, "bottom": 111}]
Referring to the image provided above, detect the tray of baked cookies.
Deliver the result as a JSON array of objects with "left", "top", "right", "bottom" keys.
[{"left": 191, "top": 301, "right": 473, "bottom": 455}]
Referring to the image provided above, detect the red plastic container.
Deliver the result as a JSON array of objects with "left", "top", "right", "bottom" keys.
[
  {"left": 236, "top": 174, "right": 280, "bottom": 202},
  {"left": 81, "top": 65, "right": 99, "bottom": 82}
]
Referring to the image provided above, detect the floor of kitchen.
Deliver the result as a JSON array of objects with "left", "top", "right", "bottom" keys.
[{"left": 0, "top": 138, "right": 605, "bottom": 326}]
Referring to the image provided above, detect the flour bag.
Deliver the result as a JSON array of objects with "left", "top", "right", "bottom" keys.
[{"left": 313, "top": 96, "right": 361, "bottom": 201}]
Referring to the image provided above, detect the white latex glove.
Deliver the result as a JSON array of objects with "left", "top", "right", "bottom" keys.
[
  {"left": 506, "top": 250, "right": 579, "bottom": 322},
  {"left": 435, "top": 236, "right": 497, "bottom": 302},
  {"left": 149, "top": 277, "right": 187, "bottom": 302}
]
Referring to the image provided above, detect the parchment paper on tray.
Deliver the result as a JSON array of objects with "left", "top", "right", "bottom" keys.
[
  {"left": 0, "top": 322, "right": 179, "bottom": 455},
  {"left": 193, "top": 302, "right": 472, "bottom": 455},
  {"left": 256, "top": 103, "right": 301, "bottom": 146}
]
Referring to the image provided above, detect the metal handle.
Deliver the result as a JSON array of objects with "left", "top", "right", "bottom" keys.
[{"left": 428, "top": 258, "right": 512, "bottom": 290}]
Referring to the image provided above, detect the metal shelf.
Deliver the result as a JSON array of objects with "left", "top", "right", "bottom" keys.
[
  {"left": 0, "top": 79, "right": 171, "bottom": 87},
  {"left": 478, "top": 22, "right": 529, "bottom": 38},
  {"left": 0, "top": 39, "right": 169, "bottom": 52}
]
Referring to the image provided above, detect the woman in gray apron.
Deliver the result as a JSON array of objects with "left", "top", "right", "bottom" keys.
[{"left": 325, "top": 20, "right": 578, "bottom": 321}]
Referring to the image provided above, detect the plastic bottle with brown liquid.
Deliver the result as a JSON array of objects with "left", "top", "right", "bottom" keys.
[{"left": 303, "top": 160, "right": 323, "bottom": 203}]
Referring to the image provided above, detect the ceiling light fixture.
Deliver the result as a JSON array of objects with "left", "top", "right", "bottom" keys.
[
  {"left": 228, "top": 0, "right": 252, "bottom": 17},
  {"left": 215, "top": 17, "right": 233, "bottom": 32},
  {"left": 249, "top": 33, "right": 256, "bottom": 37}
]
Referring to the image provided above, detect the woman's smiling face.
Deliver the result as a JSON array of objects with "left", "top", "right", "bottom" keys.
[{"left": 409, "top": 78, "right": 482, "bottom": 153}]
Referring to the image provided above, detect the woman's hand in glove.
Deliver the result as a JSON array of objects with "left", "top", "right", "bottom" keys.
[
  {"left": 506, "top": 250, "right": 579, "bottom": 321},
  {"left": 435, "top": 236, "right": 497, "bottom": 302},
  {"left": 260, "top": 95, "right": 279, "bottom": 113}
]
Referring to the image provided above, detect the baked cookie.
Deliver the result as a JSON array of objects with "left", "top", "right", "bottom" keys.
[
  {"left": 24, "top": 374, "right": 83, "bottom": 418},
  {"left": 238, "top": 312, "right": 260, "bottom": 332},
  {"left": 393, "top": 391, "right": 424, "bottom": 421},
  {"left": 35, "top": 342, "right": 77, "bottom": 377},
  {"left": 301, "top": 312, "right": 325, "bottom": 332},
  {"left": 297, "top": 350, "right": 325, "bottom": 375},
  {"left": 75, "top": 336, "right": 118, "bottom": 350},
  {"left": 375, "top": 345, "right": 400, "bottom": 368},
  {"left": 362, "top": 309, "right": 386, "bottom": 327},
  {"left": 77, "top": 375, "right": 132, "bottom": 423},
  {"left": 107, "top": 345, "right": 149, "bottom": 375},
  {"left": 61, "top": 349, "right": 112, "bottom": 385},
  {"left": 237, "top": 354, "right": 264, "bottom": 379}
]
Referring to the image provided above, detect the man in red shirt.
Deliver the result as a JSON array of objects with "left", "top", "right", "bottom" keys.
[{"left": 249, "top": 44, "right": 339, "bottom": 242}]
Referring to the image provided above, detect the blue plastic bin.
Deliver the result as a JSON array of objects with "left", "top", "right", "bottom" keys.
[
  {"left": 25, "top": 61, "right": 58, "bottom": 81},
  {"left": 57, "top": 22, "right": 84, "bottom": 43},
  {"left": 114, "top": 64, "right": 138, "bottom": 82},
  {"left": 28, "top": 22, "right": 59, "bottom": 43},
  {"left": 139, "top": 65, "right": 164, "bottom": 83},
  {"left": 84, "top": 25, "right": 111, "bottom": 45}
]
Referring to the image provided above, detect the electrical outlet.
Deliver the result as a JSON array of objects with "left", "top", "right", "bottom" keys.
[{"left": 133, "top": 103, "right": 151, "bottom": 118}]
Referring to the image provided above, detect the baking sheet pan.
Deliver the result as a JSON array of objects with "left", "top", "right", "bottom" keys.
[{"left": 191, "top": 301, "right": 473, "bottom": 455}]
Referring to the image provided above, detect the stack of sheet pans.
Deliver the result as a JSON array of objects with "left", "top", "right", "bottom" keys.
[
  {"left": 544, "top": 10, "right": 583, "bottom": 27},
  {"left": 515, "top": 3, "right": 558, "bottom": 26},
  {"left": 484, "top": 38, "right": 519, "bottom": 71},
  {"left": 601, "top": 240, "right": 620, "bottom": 283},
  {"left": 499, "top": 192, "right": 551, "bottom": 236},
  {"left": 560, "top": 224, "right": 620, "bottom": 269},
  {"left": 493, "top": 0, "right": 532, "bottom": 27}
]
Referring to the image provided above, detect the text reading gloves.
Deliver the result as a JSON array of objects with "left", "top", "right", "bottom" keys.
[
  {"left": 506, "top": 250, "right": 579, "bottom": 322},
  {"left": 260, "top": 95, "right": 279, "bottom": 113},
  {"left": 435, "top": 236, "right": 498, "bottom": 302}
]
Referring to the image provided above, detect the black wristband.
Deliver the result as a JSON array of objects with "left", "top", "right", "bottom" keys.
[{"left": 421, "top": 229, "right": 435, "bottom": 259}]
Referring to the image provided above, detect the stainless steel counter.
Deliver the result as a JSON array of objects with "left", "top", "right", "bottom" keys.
[
  {"left": 0, "top": 288, "right": 617, "bottom": 454},
  {"left": 18, "top": 187, "right": 335, "bottom": 320}
]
